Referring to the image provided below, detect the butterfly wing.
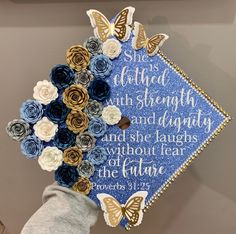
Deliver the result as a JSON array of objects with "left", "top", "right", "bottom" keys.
[
  {"left": 146, "top": 33, "right": 169, "bottom": 56},
  {"left": 132, "top": 21, "right": 147, "bottom": 50},
  {"left": 86, "top": 10, "right": 111, "bottom": 42},
  {"left": 124, "top": 191, "right": 148, "bottom": 226},
  {"left": 97, "top": 193, "right": 123, "bottom": 227},
  {"left": 113, "top": 6, "right": 135, "bottom": 42}
]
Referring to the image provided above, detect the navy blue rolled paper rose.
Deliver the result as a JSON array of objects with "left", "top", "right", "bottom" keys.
[
  {"left": 50, "top": 64, "right": 75, "bottom": 90},
  {"left": 54, "top": 127, "right": 76, "bottom": 150},
  {"left": 89, "top": 54, "right": 112, "bottom": 79},
  {"left": 88, "top": 79, "right": 110, "bottom": 102},
  {"left": 55, "top": 163, "right": 78, "bottom": 188},
  {"left": 45, "top": 99, "right": 70, "bottom": 124}
]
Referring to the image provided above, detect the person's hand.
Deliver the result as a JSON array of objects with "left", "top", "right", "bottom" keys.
[{"left": 21, "top": 184, "right": 99, "bottom": 234}]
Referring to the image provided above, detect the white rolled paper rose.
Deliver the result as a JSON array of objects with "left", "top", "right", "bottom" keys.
[
  {"left": 38, "top": 146, "right": 63, "bottom": 171},
  {"left": 33, "top": 80, "right": 58, "bottom": 105},
  {"left": 102, "top": 105, "right": 122, "bottom": 125},
  {"left": 102, "top": 39, "right": 122, "bottom": 59},
  {"left": 33, "top": 117, "right": 58, "bottom": 142}
]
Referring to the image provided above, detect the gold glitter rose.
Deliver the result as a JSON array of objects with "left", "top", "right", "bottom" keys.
[
  {"left": 63, "top": 84, "right": 89, "bottom": 110},
  {"left": 66, "top": 45, "right": 90, "bottom": 72},
  {"left": 63, "top": 146, "right": 83, "bottom": 166},
  {"left": 66, "top": 110, "right": 89, "bottom": 134},
  {"left": 72, "top": 177, "right": 93, "bottom": 195}
]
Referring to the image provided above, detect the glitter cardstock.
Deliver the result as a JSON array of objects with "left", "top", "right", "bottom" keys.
[{"left": 88, "top": 36, "right": 230, "bottom": 229}]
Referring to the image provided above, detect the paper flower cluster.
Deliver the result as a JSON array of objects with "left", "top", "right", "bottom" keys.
[{"left": 6, "top": 36, "right": 123, "bottom": 195}]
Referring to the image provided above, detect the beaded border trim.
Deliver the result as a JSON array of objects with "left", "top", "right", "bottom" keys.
[{"left": 125, "top": 50, "right": 231, "bottom": 230}]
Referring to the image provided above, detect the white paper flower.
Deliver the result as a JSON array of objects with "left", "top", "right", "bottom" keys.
[
  {"left": 102, "top": 39, "right": 122, "bottom": 59},
  {"left": 33, "top": 117, "right": 58, "bottom": 142},
  {"left": 102, "top": 105, "right": 122, "bottom": 125},
  {"left": 38, "top": 146, "right": 63, "bottom": 171},
  {"left": 33, "top": 80, "right": 58, "bottom": 105}
]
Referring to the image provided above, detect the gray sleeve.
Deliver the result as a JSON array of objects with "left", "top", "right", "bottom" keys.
[{"left": 21, "top": 184, "right": 99, "bottom": 234}]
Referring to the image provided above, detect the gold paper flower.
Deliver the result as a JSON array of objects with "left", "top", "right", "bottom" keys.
[
  {"left": 66, "top": 45, "right": 90, "bottom": 72},
  {"left": 72, "top": 177, "right": 93, "bottom": 195},
  {"left": 63, "top": 84, "right": 89, "bottom": 110},
  {"left": 63, "top": 146, "right": 83, "bottom": 166},
  {"left": 66, "top": 110, "right": 89, "bottom": 134}
]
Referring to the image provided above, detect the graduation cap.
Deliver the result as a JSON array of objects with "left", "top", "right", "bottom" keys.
[{"left": 6, "top": 6, "right": 230, "bottom": 230}]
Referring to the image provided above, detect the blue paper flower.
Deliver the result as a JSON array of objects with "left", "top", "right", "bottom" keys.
[
  {"left": 45, "top": 99, "right": 70, "bottom": 124},
  {"left": 88, "top": 79, "right": 110, "bottom": 102},
  {"left": 54, "top": 128, "right": 76, "bottom": 150},
  {"left": 87, "top": 146, "right": 108, "bottom": 165},
  {"left": 89, "top": 54, "right": 112, "bottom": 79},
  {"left": 55, "top": 163, "right": 78, "bottom": 188},
  {"left": 20, "top": 99, "right": 43, "bottom": 124},
  {"left": 50, "top": 64, "right": 75, "bottom": 89},
  {"left": 20, "top": 135, "right": 44, "bottom": 159},
  {"left": 88, "top": 117, "right": 107, "bottom": 137}
]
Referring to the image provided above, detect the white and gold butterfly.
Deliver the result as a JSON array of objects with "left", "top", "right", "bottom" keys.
[
  {"left": 132, "top": 21, "right": 169, "bottom": 56},
  {"left": 86, "top": 7, "right": 135, "bottom": 42},
  {"left": 97, "top": 191, "right": 148, "bottom": 227}
]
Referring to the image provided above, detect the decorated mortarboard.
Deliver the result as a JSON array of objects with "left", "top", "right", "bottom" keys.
[{"left": 6, "top": 6, "right": 231, "bottom": 230}]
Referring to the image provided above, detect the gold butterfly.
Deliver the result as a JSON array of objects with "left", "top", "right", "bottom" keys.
[
  {"left": 86, "top": 7, "right": 135, "bottom": 42},
  {"left": 97, "top": 191, "right": 148, "bottom": 227},
  {"left": 132, "top": 21, "right": 169, "bottom": 56}
]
